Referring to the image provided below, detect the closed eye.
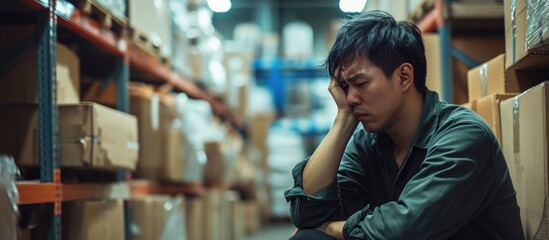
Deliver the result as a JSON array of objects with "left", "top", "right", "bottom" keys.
[{"left": 355, "top": 81, "right": 368, "bottom": 87}]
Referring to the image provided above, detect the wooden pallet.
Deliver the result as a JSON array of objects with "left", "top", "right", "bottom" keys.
[
  {"left": 73, "top": 0, "right": 128, "bottom": 36},
  {"left": 410, "top": 0, "right": 436, "bottom": 23},
  {"left": 129, "top": 27, "right": 163, "bottom": 61}
]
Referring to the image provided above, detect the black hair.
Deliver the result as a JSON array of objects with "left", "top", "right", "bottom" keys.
[{"left": 325, "top": 10, "right": 427, "bottom": 93}]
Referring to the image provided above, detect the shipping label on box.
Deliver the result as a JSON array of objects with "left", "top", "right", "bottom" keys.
[{"left": 500, "top": 81, "right": 549, "bottom": 239}]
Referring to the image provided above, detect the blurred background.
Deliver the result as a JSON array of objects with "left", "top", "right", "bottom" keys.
[{"left": 3, "top": 0, "right": 549, "bottom": 239}]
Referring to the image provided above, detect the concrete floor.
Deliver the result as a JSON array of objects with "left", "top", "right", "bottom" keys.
[{"left": 243, "top": 222, "right": 296, "bottom": 240}]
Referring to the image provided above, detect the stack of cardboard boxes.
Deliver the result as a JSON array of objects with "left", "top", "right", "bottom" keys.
[
  {"left": 468, "top": 0, "right": 549, "bottom": 238},
  {"left": 0, "top": 26, "right": 139, "bottom": 171},
  {"left": 463, "top": 54, "right": 519, "bottom": 144}
]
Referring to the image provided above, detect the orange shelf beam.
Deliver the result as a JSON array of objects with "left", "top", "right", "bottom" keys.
[
  {"left": 57, "top": 7, "right": 125, "bottom": 56},
  {"left": 417, "top": 0, "right": 443, "bottom": 33},
  {"left": 17, "top": 182, "right": 57, "bottom": 205},
  {"left": 62, "top": 183, "right": 130, "bottom": 202},
  {"left": 131, "top": 180, "right": 204, "bottom": 197},
  {"left": 20, "top": 0, "right": 125, "bottom": 56}
]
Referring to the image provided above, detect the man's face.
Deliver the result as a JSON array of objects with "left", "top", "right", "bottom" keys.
[{"left": 339, "top": 56, "right": 403, "bottom": 132}]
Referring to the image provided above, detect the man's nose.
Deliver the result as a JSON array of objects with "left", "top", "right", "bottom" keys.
[{"left": 346, "top": 88, "right": 361, "bottom": 106}]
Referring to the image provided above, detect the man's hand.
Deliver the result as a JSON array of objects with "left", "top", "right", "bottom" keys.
[
  {"left": 316, "top": 221, "right": 346, "bottom": 240},
  {"left": 328, "top": 68, "right": 353, "bottom": 115}
]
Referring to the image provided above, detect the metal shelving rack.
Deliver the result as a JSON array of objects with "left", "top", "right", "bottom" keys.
[
  {"left": 5, "top": 0, "right": 236, "bottom": 239},
  {"left": 415, "top": 0, "right": 504, "bottom": 103}
]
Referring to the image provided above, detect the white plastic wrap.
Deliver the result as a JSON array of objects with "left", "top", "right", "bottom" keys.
[
  {"left": 0, "top": 156, "right": 19, "bottom": 240},
  {"left": 526, "top": 0, "right": 549, "bottom": 52},
  {"left": 170, "top": 0, "right": 192, "bottom": 77},
  {"left": 131, "top": 196, "right": 186, "bottom": 240},
  {"left": 160, "top": 197, "right": 186, "bottom": 240},
  {"left": 175, "top": 93, "right": 227, "bottom": 182},
  {"left": 266, "top": 127, "right": 305, "bottom": 217}
]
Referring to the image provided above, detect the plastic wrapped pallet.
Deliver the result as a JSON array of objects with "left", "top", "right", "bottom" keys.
[
  {"left": 174, "top": 94, "right": 228, "bottom": 183},
  {"left": 526, "top": 0, "right": 549, "bottom": 52},
  {"left": 0, "top": 156, "right": 19, "bottom": 240}
]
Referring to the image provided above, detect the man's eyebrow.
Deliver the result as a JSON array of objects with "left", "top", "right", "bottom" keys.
[{"left": 345, "top": 73, "right": 367, "bottom": 83}]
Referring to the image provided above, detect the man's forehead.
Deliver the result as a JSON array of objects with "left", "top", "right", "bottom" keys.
[{"left": 341, "top": 53, "right": 367, "bottom": 70}]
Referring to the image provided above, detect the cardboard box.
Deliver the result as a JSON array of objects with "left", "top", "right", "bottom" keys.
[
  {"left": 473, "top": 93, "right": 517, "bottom": 145},
  {"left": 62, "top": 200, "right": 124, "bottom": 240},
  {"left": 250, "top": 113, "right": 275, "bottom": 173},
  {"left": 424, "top": 33, "right": 443, "bottom": 97},
  {"left": 130, "top": 84, "right": 186, "bottom": 181},
  {"left": 203, "top": 190, "right": 226, "bottom": 240},
  {"left": 81, "top": 78, "right": 118, "bottom": 107},
  {"left": 467, "top": 54, "right": 520, "bottom": 101},
  {"left": 59, "top": 103, "right": 138, "bottom": 170},
  {"left": 504, "top": 0, "right": 526, "bottom": 33},
  {"left": 525, "top": 0, "right": 549, "bottom": 52},
  {"left": 505, "top": 8, "right": 527, "bottom": 69},
  {"left": 225, "top": 191, "right": 244, "bottom": 240},
  {"left": 242, "top": 200, "right": 261, "bottom": 235},
  {"left": 0, "top": 25, "right": 80, "bottom": 104},
  {"left": 462, "top": 102, "right": 472, "bottom": 109},
  {"left": 423, "top": 32, "right": 505, "bottom": 103},
  {"left": 452, "top": 35, "right": 506, "bottom": 104},
  {"left": 204, "top": 141, "right": 225, "bottom": 185},
  {"left": 0, "top": 103, "right": 138, "bottom": 170},
  {"left": 128, "top": 0, "right": 171, "bottom": 58},
  {"left": 500, "top": 82, "right": 549, "bottom": 238},
  {"left": 186, "top": 197, "right": 203, "bottom": 240},
  {"left": 132, "top": 195, "right": 185, "bottom": 240}
]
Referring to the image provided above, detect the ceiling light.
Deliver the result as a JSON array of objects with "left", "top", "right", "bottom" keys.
[
  {"left": 339, "top": 0, "right": 367, "bottom": 13},
  {"left": 207, "top": 0, "right": 231, "bottom": 13}
]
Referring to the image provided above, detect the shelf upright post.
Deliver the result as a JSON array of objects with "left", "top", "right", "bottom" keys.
[
  {"left": 37, "top": 0, "right": 61, "bottom": 239},
  {"left": 115, "top": 50, "right": 131, "bottom": 240},
  {"left": 439, "top": 0, "right": 453, "bottom": 103}
]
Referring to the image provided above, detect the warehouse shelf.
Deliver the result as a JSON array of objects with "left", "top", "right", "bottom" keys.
[
  {"left": 416, "top": 1, "right": 503, "bottom": 33},
  {"left": 129, "top": 43, "right": 247, "bottom": 130},
  {"left": 8, "top": 0, "right": 244, "bottom": 238},
  {"left": 131, "top": 180, "right": 204, "bottom": 197},
  {"left": 17, "top": 182, "right": 57, "bottom": 205},
  {"left": 56, "top": 2, "right": 126, "bottom": 56},
  {"left": 62, "top": 182, "right": 131, "bottom": 202},
  {"left": 412, "top": 0, "right": 504, "bottom": 103},
  {"left": 416, "top": 4, "right": 441, "bottom": 33}
]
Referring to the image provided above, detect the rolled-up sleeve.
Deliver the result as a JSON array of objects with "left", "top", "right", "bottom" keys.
[
  {"left": 343, "top": 120, "right": 498, "bottom": 240},
  {"left": 284, "top": 159, "right": 341, "bottom": 228},
  {"left": 284, "top": 132, "right": 370, "bottom": 229}
]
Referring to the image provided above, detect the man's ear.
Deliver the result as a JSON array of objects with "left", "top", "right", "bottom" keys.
[{"left": 399, "top": 63, "right": 414, "bottom": 91}]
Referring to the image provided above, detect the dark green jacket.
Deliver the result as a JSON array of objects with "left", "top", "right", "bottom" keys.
[{"left": 284, "top": 90, "right": 524, "bottom": 239}]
